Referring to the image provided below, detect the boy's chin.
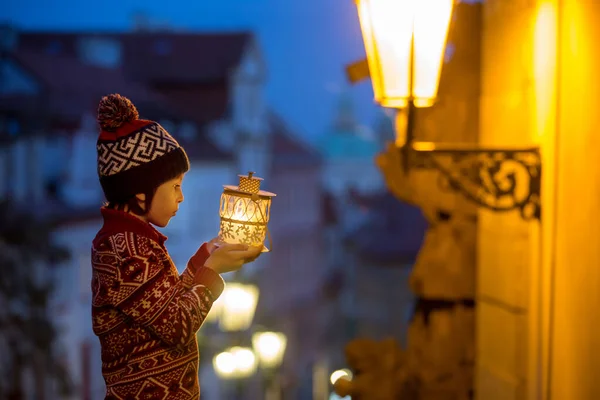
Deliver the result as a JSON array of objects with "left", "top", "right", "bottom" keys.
[{"left": 150, "top": 218, "right": 170, "bottom": 228}]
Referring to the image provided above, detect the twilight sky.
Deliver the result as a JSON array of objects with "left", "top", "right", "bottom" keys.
[{"left": 2, "top": 0, "right": 381, "bottom": 143}]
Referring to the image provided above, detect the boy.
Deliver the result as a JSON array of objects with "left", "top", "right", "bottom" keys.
[{"left": 91, "top": 94, "right": 261, "bottom": 399}]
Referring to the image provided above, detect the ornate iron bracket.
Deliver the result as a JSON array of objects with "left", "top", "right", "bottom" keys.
[{"left": 402, "top": 142, "right": 542, "bottom": 221}]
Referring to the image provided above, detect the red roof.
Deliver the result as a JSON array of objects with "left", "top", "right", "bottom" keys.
[
  {"left": 121, "top": 33, "right": 252, "bottom": 83},
  {"left": 9, "top": 49, "right": 165, "bottom": 119},
  {"left": 17, "top": 31, "right": 252, "bottom": 83},
  {"left": 4, "top": 48, "right": 233, "bottom": 162},
  {"left": 151, "top": 81, "right": 230, "bottom": 127},
  {"left": 3, "top": 30, "right": 256, "bottom": 152},
  {"left": 8, "top": 30, "right": 255, "bottom": 128}
]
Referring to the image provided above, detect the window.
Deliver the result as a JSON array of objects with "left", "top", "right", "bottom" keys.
[{"left": 78, "top": 37, "right": 122, "bottom": 68}]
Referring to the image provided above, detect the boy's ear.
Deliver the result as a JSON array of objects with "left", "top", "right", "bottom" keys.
[{"left": 135, "top": 193, "right": 147, "bottom": 212}]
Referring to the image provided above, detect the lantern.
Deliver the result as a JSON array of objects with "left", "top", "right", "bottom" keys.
[
  {"left": 252, "top": 331, "right": 287, "bottom": 369},
  {"left": 355, "top": 0, "right": 454, "bottom": 108},
  {"left": 213, "top": 346, "right": 258, "bottom": 379},
  {"left": 219, "top": 282, "right": 259, "bottom": 332},
  {"left": 219, "top": 172, "right": 276, "bottom": 252}
]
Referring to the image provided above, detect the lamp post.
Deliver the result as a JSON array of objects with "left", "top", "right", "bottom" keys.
[
  {"left": 253, "top": 331, "right": 288, "bottom": 400},
  {"left": 210, "top": 282, "right": 260, "bottom": 399},
  {"left": 348, "top": 0, "right": 542, "bottom": 221},
  {"left": 213, "top": 346, "right": 259, "bottom": 400}
]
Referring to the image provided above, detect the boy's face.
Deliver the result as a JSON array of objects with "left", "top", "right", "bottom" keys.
[{"left": 142, "top": 174, "right": 185, "bottom": 228}]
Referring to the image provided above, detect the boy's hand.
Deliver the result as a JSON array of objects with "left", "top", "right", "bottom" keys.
[
  {"left": 203, "top": 243, "right": 262, "bottom": 274},
  {"left": 206, "top": 237, "right": 222, "bottom": 254}
]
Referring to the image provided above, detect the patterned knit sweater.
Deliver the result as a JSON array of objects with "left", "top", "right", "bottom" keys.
[{"left": 91, "top": 208, "right": 224, "bottom": 400}]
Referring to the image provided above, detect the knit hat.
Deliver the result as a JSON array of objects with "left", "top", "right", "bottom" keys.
[{"left": 96, "top": 94, "right": 190, "bottom": 203}]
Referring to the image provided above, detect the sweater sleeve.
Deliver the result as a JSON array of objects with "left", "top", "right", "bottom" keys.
[
  {"left": 110, "top": 233, "right": 224, "bottom": 347},
  {"left": 180, "top": 242, "right": 211, "bottom": 289}
]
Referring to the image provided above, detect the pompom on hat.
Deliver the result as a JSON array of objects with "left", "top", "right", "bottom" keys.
[{"left": 96, "top": 94, "right": 190, "bottom": 203}]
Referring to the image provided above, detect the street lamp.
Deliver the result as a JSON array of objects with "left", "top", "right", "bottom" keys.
[
  {"left": 356, "top": 0, "right": 453, "bottom": 108},
  {"left": 253, "top": 331, "right": 288, "bottom": 400},
  {"left": 330, "top": 368, "right": 353, "bottom": 385},
  {"left": 252, "top": 331, "right": 287, "bottom": 370},
  {"left": 219, "top": 282, "right": 259, "bottom": 332},
  {"left": 213, "top": 346, "right": 258, "bottom": 380},
  {"left": 347, "top": 0, "right": 542, "bottom": 221}
]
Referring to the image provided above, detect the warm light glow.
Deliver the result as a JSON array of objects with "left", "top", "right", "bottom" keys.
[
  {"left": 330, "top": 369, "right": 353, "bottom": 385},
  {"left": 219, "top": 283, "right": 259, "bottom": 332},
  {"left": 230, "top": 346, "right": 257, "bottom": 378},
  {"left": 533, "top": 3, "right": 557, "bottom": 143},
  {"left": 356, "top": 0, "right": 454, "bottom": 108},
  {"left": 218, "top": 173, "right": 276, "bottom": 251},
  {"left": 213, "top": 351, "right": 236, "bottom": 379},
  {"left": 213, "top": 347, "right": 258, "bottom": 379},
  {"left": 205, "top": 293, "right": 224, "bottom": 323},
  {"left": 219, "top": 193, "right": 271, "bottom": 247},
  {"left": 252, "top": 331, "right": 288, "bottom": 369}
]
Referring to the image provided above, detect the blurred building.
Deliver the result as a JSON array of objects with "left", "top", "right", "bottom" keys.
[
  {"left": 314, "top": 90, "right": 427, "bottom": 396},
  {"left": 316, "top": 92, "right": 384, "bottom": 198}
]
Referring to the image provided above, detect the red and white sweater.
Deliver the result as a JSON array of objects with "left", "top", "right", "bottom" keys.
[{"left": 91, "top": 208, "right": 224, "bottom": 400}]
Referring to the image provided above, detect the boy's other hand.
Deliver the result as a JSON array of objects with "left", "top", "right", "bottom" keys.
[
  {"left": 206, "top": 237, "right": 222, "bottom": 254},
  {"left": 203, "top": 243, "right": 263, "bottom": 274}
]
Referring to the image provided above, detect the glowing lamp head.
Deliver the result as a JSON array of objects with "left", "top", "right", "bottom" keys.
[
  {"left": 213, "top": 346, "right": 257, "bottom": 379},
  {"left": 218, "top": 283, "right": 259, "bottom": 332},
  {"left": 252, "top": 331, "right": 287, "bottom": 369},
  {"left": 355, "top": 0, "right": 454, "bottom": 108}
]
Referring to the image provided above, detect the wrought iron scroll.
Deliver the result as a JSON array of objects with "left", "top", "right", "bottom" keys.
[{"left": 406, "top": 144, "right": 542, "bottom": 220}]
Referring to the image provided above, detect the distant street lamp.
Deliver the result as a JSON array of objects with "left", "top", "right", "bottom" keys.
[
  {"left": 330, "top": 368, "right": 353, "bottom": 386},
  {"left": 213, "top": 346, "right": 258, "bottom": 380},
  {"left": 219, "top": 282, "right": 259, "bottom": 332},
  {"left": 252, "top": 331, "right": 287, "bottom": 370},
  {"left": 253, "top": 331, "right": 288, "bottom": 400},
  {"left": 347, "top": 0, "right": 542, "bottom": 221}
]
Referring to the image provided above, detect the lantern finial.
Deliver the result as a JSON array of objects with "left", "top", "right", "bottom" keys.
[{"left": 238, "top": 171, "right": 263, "bottom": 194}]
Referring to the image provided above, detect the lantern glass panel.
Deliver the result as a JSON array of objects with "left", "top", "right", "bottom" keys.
[
  {"left": 412, "top": 0, "right": 454, "bottom": 107},
  {"left": 219, "top": 191, "right": 271, "bottom": 248}
]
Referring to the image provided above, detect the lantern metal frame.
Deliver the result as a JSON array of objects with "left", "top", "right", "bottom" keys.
[
  {"left": 346, "top": 1, "right": 542, "bottom": 221},
  {"left": 218, "top": 172, "right": 276, "bottom": 252}
]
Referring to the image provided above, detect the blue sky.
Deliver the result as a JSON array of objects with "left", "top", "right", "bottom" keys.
[{"left": 2, "top": 0, "right": 380, "bottom": 143}]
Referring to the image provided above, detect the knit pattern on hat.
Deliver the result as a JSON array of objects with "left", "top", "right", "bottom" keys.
[
  {"left": 97, "top": 121, "right": 180, "bottom": 177},
  {"left": 96, "top": 94, "right": 190, "bottom": 202}
]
